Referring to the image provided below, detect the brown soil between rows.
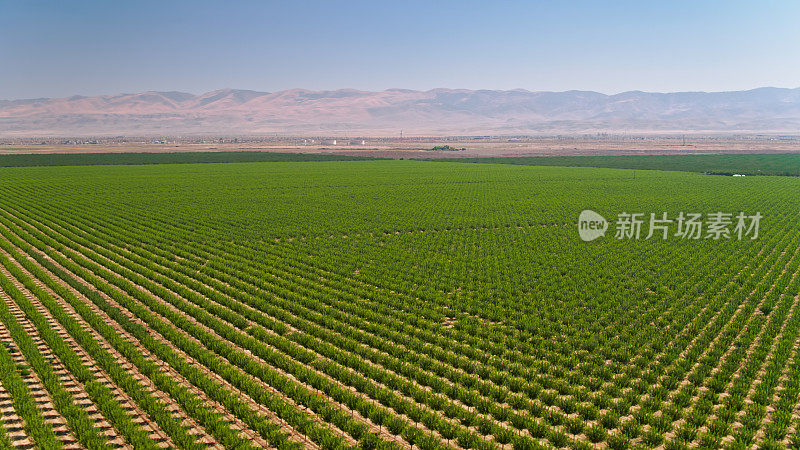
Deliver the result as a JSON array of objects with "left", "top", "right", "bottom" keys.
[
  {"left": 5, "top": 233, "right": 316, "bottom": 450},
  {"left": 0, "top": 250, "right": 188, "bottom": 449},
  {"left": 0, "top": 365, "right": 35, "bottom": 449},
  {"left": 43, "top": 215, "right": 517, "bottom": 449},
  {"left": 0, "top": 292, "right": 82, "bottom": 449},
  {"left": 57, "top": 209, "right": 792, "bottom": 448},
  {"left": 11, "top": 213, "right": 420, "bottom": 448},
  {"left": 0, "top": 238, "right": 282, "bottom": 450},
  {"left": 2, "top": 280, "right": 135, "bottom": 449}
]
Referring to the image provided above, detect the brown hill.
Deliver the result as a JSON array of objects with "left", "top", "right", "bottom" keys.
[{"left": 2, "top": 87, "right": 800, "bottom": 136}]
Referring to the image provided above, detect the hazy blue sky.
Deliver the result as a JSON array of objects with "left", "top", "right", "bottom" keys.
[{"left": 1, "top": 0, "right": 799, "bottom": 99}]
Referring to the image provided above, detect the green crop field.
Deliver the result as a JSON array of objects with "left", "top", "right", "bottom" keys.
[
  {"left": 431, "top": 153, "right": 800, "bottom": 176},
  {"left": 0, "top": 159, "right": 799, "bottom": 449},
  {"left": 0, "top": 151, "right": 381, "bottom": 168}
]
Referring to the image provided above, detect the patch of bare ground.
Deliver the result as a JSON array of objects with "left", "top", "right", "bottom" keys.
[{"left": 4, "top": 137, "right": 800, "bottom": 158}]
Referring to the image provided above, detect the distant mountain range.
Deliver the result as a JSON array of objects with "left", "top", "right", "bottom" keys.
[{"left": 2, "top": 87, "right": 800, "bottom": 136}]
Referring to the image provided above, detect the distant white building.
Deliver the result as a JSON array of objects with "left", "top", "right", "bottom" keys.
[{"left": 732, "top": 174, "right": 746, "bottom": 177}]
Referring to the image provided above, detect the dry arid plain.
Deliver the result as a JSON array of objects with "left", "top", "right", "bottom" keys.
[{"left": 2, "top": 135, "right": 800, "bottom": 158}]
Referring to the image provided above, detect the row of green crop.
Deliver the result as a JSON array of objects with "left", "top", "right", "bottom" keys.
[
  {"left": 222, "top": 209, "right": 796, "bottom": 448},
  {"left": 0, "top": 188, "right": 764, "bottom": 448},
  {"left": 0, "top": 205, "right": 455, "bottom": 449},
  {"left": 3, "top": 192, "right": 600, "bottom": 446},
  {"left": 89, "top": 198, "right": 800, "bottom": 450},
  {"left": 0, "top": 207, "right": 409, "bottom": 449},
  {"left": 144, "top": 213, "right": 788, "bottom": 444},
  {"left": 0, "top": 255, "right": 171, "bottom": 449},
  {"left": 0, "top": 304, "right": 61, "bottom": 449},
  {"left": 0, "top": 206, "right": 744, "bottom": 450},
  {"left": 0, "top": 223, "right": 316, "bottom": 448},
  {"left": 0, "top": 228, "right": 288, "bottom": 448},
  {"left": 2, "top": 162, "right": 800, "bottom": 448},
  {"left": 0, "top": 151, "right": 382, "bottom": 168},
  {"left": 426, "top": 153, "right": 800, "bottom": 177},
  {"left": 3, "top": 177, "right": 564, "bottom": 450},
  {"left": 652, "top": 233, "right": 800, "bottom": 448},
  {"left": 6, "top": 178, "right": 800, "bottom": 448},
  {"left": 0, "top": 238, "right": 268, "bottom": 449},
  {"left": 0, "top": 268, "right": 112, "bottom": 448}
]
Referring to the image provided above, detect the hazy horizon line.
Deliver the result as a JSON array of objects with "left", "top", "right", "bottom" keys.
[{"left": 4, "top": 85, "right": 800, "bottom": 103}]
